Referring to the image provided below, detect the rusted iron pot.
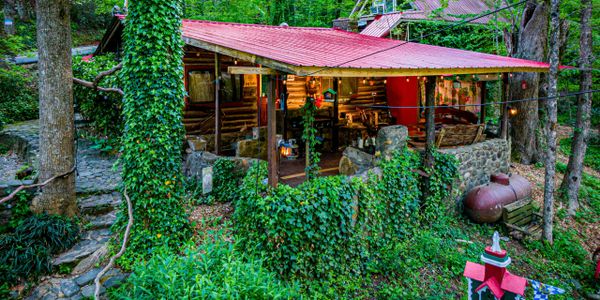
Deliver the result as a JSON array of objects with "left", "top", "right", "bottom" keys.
[{"left": 464, "top": 173, "right": 531, "bottom": 223}]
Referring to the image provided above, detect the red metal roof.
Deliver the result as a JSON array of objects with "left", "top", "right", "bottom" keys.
[
  {"left": 361, "top": 0, "right": 506, "bottom": 38},
  {"left": 181, "top": 20, "right": 549, "bottom": 74}
]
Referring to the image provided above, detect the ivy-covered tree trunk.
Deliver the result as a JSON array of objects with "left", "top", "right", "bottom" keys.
[
  {"left": 31, "top": 0, "right": 77, "bottom": 216},
  {"left": 561, "top": 0, "right": 592, "bottom": 215},
  {"left": 119, "top": 0, "right": 190, "bottom": 262},
  {"left": 542, "top": 0, "right": 561, "bottom": 244},
  {"left": 507, "top": 0, "right": 548, "bottom": 164}
]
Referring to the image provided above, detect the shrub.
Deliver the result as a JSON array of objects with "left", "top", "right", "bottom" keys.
[
  {"left": 233, "top": 148, "right": 459, "bottom": 283},
  {"left": 0, "top": 64, "right": 38, "bottom": 128},
  {"left": 212, "top": 158, "right": 244, "bottom": 202},
  {"left": 72, "top": 54, "right": 122, "bottom": 141},
  {"left": 111, "top": 235, "right": 301, "bottom": 299},
  {"left": 0, "top": 214, "right": 79, "bottom": 285}
]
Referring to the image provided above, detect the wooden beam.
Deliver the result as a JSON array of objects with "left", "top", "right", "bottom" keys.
[
  {"left": 500, "top": 73, "right": 509, "bottom": 140},
  {"left": 333, "top": 78, "right": 339, "bottom": 151},
  {"left": 267, "top": 75, "right": 278, "bottom": 187},
  {"left": 215, "top": 53, "right": 221, "bottom": 154},
  {"left": 296, "top": 66, "right": 549, "bottom": 78},
  {"left": 423, "top": 76, "right": 437, "bottom": 200},
  {"left": 479, "top": 82, "right": 487, "bottom": 125},
  {"left": 228, "top": 66, "right": 278, "bottom": 75}
]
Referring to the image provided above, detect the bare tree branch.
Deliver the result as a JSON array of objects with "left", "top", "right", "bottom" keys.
[
  {"left": 0, "top": 166, "right": 76, "bottom": 204},
  {"left": 73, "top": 62, "right": 124, "bottom": 96},
  {"left": 94, "top": 189, "right": 133, "bottom": 300}
]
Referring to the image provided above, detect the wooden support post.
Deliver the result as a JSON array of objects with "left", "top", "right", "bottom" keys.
[
  {"left": 267, "top": 75, "right": 278, "bottom": 187},
  {"left": 479, "top": 82, "right": 487, "bottom": 125},
  {"left": 214, "top": 53, "right": 221, "bottom": 154},
  {"left": 333, "top": 78, "right": 339, "bottom": 151},
  {"left": 500, "top": 73, "right": 509, "bottom": 140},
  {"left": 423, "top": 76, "right": 437, "bottom": 200}
]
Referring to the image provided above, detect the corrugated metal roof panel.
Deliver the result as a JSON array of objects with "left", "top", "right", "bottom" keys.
[{"left": 181, "top": 20, "right": 548, "bottom": 72}]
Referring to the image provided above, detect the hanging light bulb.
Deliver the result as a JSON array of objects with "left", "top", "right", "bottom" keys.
[
  {"left": 509, "top": 73, "right": 513, "bottom": 78},
  {"left": 283, "top": 80, "right": 287, "bottom": 85},
  {"left": 455, "top": 75, "right": 460, "bottom": 80},
  {"left": 440, "top": 75, "right": 444, "bottom": 80},
  {"left": 509, "top": 106, "right": 518, "bottom": 116},
  {"left": 234, "top": 59, "right": 238, "bottom": 65},
  {"left": 383, "top": 79, "right": 387, "bottom": 84},
  {"left": 338, "top": 79, "right": 342, "bottom": 85},
  {"left": 362, "top": 78, "right": 367, "bottom": 85}
]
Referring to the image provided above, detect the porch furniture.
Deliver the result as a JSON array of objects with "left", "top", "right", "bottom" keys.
[
  {"left": 435, "top": 124, "right": 485, "bottom": 147},
  {"left": 502, "top": 198, "right": 543, "bottom": 239}
]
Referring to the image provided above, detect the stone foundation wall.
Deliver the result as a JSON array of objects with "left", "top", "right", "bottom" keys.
[{"left": 439, "top": 138, "right": 510, "bottom": 196}]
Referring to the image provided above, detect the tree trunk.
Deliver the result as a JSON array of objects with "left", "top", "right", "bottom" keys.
[
  {"left": 423, "top": 76, "right": 436, "bottom": 201},
  {"left": 3, "top": 0, "right": 16, "bottom": 35},
  {"left": 542, "top": 0, "right": 560, "bottom": 244},
  {"left": 508, "top": 0, "right": 549, "bottom": 164},
  {"left": 31, "top": 0, "right": 77, "bottom": 216},
  {"left": 561, "top": 0, "right": 592, "bottom": 215}
]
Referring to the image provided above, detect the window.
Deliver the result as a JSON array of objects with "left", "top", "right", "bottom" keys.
[{"left": 187, "top": 70, "right": 244, "bottom": 103}]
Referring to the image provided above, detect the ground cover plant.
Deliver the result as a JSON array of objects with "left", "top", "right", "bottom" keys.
[{"left": 111, "top": 231, "right": 301, "bottom": 300}]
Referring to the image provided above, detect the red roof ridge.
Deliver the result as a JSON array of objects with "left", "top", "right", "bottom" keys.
[{"left": 182, "top": 19, "right": 333, "bottom": 31}]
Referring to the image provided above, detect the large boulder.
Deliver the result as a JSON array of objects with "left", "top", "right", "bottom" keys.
[
  {"left": 339, "top": 147, "right": 374, "bottom": 176},
  {"left": 236, "top": 139, "right": 267, "bottom": 160},
  {"left": 376, "top": 125, "right": 408, "bottom": 159}
]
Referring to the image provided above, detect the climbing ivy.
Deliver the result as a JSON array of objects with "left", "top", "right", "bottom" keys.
[
  {"left": 233, "top": 148, "right": 459, "bottom": 284},
  {"left": 301, "top": 98, "right": 320, "bottom": 180},
  {"left": 116, "top": 0, "right": 190, "bottom": 267}
]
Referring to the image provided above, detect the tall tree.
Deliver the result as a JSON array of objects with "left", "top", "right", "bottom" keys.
[
  {"left": 119, "top": 0, "right": 190, "bottom": 261},
  {"left": 31, "top": 0, "right": 77, "bottom": 216},
  {"left": 560, "top": 0, "right": 592, "bottom": 215},
  {"left": 542, "top": 0, "right": 561, "bottom": 244},
  {"left": 506, "top": 0, "right": 548, "bottom": 164}
]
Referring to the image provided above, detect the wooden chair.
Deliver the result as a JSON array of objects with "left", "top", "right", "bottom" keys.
[
  {"left": 502, "top": 198, "right": 543, "bottom": 239},
  {"left": 435, "top": 124, "right": 485, "bottom": 147}
]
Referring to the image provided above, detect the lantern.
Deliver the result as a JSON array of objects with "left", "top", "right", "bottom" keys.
[
  {"left": 509, "top": 106, "right": 518, "bottom": 117},
  {"left": 280, "top": 139, "right": 299, "bottom": 160}
]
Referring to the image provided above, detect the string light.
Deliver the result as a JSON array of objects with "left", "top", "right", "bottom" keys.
[{"left": 405, "top": 78, "right": 409, "bottom": 82}]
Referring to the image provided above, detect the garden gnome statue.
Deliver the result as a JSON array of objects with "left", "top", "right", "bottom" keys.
[{"left": 463, "top": 231, "right": 527, "bottom": 299}]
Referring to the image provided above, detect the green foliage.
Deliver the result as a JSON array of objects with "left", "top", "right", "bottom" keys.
[
  {"left": 0, "top": 214, "right": 79, "bottom": 285},
  {"left": 0, "top": 191, "right": 32, "bottom": 234},
  {"left": 212, "top": 158, "right": 244, "bottom": 202},
  {"left": 523, "top": 229, "right": 591, "bottom": 285},
  {"left": 234, "top": 148, "right": 459, "bottom": 288},
  {"left": 183, "top": 0, "right": 356, "bottom": 27},
  {"left": 559, "top": 135, "right": 600, "bottom": 172},
  {"left": 392, "top": 20, "right": 507, "bottom": 55},
  {"left": 72, "top": 54, "right": 123, "bottom": 142},
  {"left": 111, "top": 233, "right": 301, "bottom": 299},
  {"left": 117, "top": 0, "right": 191, "bottom": 268},
  {"left": 301, "top": 98, "right": 321, "bottom": 180},
  {"left": 0, "top": 64, "right": 38, "bottom": 129}
]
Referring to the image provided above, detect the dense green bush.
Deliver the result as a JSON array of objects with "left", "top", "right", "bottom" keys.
[
  {"left": 72, "top": 54, "right": 122, "bottom": 141},
  {"left": 234, "top": 148, "right": 458, "bottom": 283},
  {"left": 0, "top": 64, "right": 38, "bottom": 129},
  {"left": 0, "top": 214, "right": 79, "bottom": 285},
  {"left": 111, "top": 235, "right": 301, "bottom": 299},
  {"left": 212, "top": 158, "right": 244, "bottom": 202}
]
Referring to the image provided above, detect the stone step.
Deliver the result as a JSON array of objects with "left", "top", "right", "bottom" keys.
[
  {"left": 85, "top": 211, "right": 117, "bottom": 230},
  {"left": 78, "top": 192, "right": 121, "bottom": 216},
  {"left": 52, "top": 229, "right": 112, "bottom": 267},
  {"left": 26, "top": 267, "right": 128, "bottom": 300}
]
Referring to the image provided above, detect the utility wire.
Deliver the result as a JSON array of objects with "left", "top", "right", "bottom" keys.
[{"left": 304, "top": 0, "right": 528, "bottom": 77}]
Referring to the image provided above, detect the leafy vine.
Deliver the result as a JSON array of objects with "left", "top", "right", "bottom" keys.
[
  {"left": 116, "top": 0, "right": 190, "bottom": 268},
  {"left": 301, "top": 97, "right": 321, "bottom": 180}
]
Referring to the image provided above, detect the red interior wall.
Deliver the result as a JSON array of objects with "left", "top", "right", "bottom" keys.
[{"left": 386, "top": 76, "right": 419, "bottom": 126}]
